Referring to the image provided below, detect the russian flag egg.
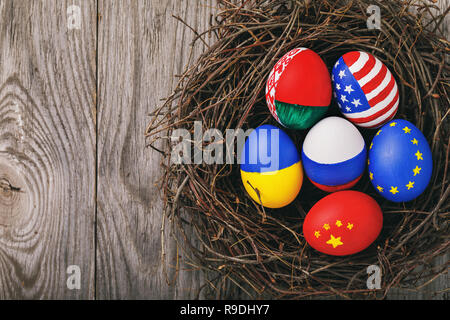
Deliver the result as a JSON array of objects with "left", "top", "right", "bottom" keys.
[
  {"left": 266, "top": 48, "right": 332, "bottom": 130},
  {"left": 332, "top": 51, "right": 399, "bottom": 129},
  {"left": 240, "top": 125, "right": 303, "bottom": 208},
  {"left": 301, "top": 117, "right": 367, "bottom": 192},
  {"left": 303, "top": 191, "right": 383, "bottom": 256},
  {"left": 368, "top": 119, "right": 433, "bottom": 202}
]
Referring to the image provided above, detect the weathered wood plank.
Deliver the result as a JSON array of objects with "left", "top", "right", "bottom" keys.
[
  {"left": 0, "top": 0, "right": 446, "bottom": 300},
  {"left": 0, "top": 0, "right": 96, "bottom": 299},
  {"left": 96, "top": 0, "right": 214, "bottom": 299},
  {"left": 97, "top": 0, "right": 448, "bottom": 300}
]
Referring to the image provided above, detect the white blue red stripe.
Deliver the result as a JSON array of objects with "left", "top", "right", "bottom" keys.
[
  {"left": 301, "top": 117, "right": 367, "bottom": 190},
  {"left": 302, "top": 147, "right": 366, "bottom": 186}
]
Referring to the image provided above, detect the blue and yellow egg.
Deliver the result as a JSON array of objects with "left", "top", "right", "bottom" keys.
[
  {"left": 368, "top": 119, "right": 433, "bottom": 202},
  {"left": 240, "top": 125, "right": 303, "bottom": 208}
]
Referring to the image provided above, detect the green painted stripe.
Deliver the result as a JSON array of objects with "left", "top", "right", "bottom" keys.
[{"left": 275, "top": 100, "right": 328, "bottom": 130}]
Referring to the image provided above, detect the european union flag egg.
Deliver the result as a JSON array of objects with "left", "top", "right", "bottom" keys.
[
  {"left": 332, "top": 51, "right": 399, "bottom": 129},
  {"left": 368, "top": 119, "right": 433, "bottom": 202},
  {"left": 240, "top": 125, "right": 303, "bottom": 208},
  {"left": 266, "top": 48, "right": 331, "bottom": 130},
  {"left": 302, "top": 117, "right": 367, "bottom": 192}
]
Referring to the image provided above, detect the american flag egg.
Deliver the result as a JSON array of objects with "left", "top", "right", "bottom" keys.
[
  {"left": 301, "top": 117, "right": 367, "bottom": 192},
  {"left": 303, "top": 191, "right": 383, "bottom": 256},
  {"left": 368, "top": 119, "right": 433, "bottom": 202},
  {"left": 240, "top": 125, "right": 303, "bottom": 208},
  {"left": 332, "top": 51, "right": 399, "bottom": 129},
  {"left": 266, "top": 48, "right": 331, "bottom": 130}
]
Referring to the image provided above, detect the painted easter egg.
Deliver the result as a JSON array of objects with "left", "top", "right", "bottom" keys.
[
  {"left": 332, "top": 51, "right": 399, "bottom": 129},
  {"left": 301, "top": 116, "right": 366, "bottom": 192},
  {"left": 266, "top": 48, "right": 331, "bottom": 130},
  {"left": 303, "top": 191, "right": 383, "bottom": 256},
  {"left": 240, "top": 124, "right": 303, "bottom": 208},
  {"left": 368, "top": 119, "right": 433, "bottom": 202}
]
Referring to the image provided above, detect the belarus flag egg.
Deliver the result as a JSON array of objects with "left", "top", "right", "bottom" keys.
[
  {"left": 303, "top": 191, "right": 383, "bottom": 256},
  {"left": 301, "top": 117, "right": 366, "bottom": 192},
  {"left": 368, "top": 119, "right": 433, "bottom": 202},
  {"left": 332, "top": 51, "right": 399, "bottom": 129},
  {"left": 240, "top": 125, "right": 303, "bottom": 208},
  {"left": 266, "top": 48, "right": 331, "bottom": 130}
]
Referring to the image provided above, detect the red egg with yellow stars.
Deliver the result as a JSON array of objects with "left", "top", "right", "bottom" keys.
[{"left": 303, "top": 191, "right": 383, "bottom": 256}]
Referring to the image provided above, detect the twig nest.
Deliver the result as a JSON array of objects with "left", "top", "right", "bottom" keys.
[{"left": 146, "top": 0, "right": 449, "bottom": 299}]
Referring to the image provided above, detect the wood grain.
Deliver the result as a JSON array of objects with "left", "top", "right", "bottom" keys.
[
  {"left": 96, "top": 0, "right": 214, "bottom": 299},
  {"left": 0, "top": 0, "right": 96, "bottom": 299},
  {"left": 0, "top": 0, "right": 447, "bottom": 300}
]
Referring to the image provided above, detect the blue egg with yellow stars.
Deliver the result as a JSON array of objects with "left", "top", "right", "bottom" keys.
[
  {"left": 368, "top": 119, "right": 432, "bottom": 202},
  {"left": 240, "top": 124, "right": 303, "bottom": 208}
]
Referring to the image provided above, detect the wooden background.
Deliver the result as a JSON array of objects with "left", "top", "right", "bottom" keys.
[{"left": 0, "top": 0, "right": 447, "bottom": 299}]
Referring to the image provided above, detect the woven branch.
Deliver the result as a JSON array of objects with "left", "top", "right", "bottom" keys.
[{"left": 146, "top": 0, "right": 449, "bottom": 299}]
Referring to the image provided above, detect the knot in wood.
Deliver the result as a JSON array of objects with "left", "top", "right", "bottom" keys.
[{"left": 0, "top": 164, "right": 28, "bottom": 227}]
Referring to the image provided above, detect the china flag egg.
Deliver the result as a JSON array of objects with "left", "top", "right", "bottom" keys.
[
  {"left": 301, "top": 117, "right": 367, "bottom": 192},
  {"left": 332, "top": 51, "right": 399, "bottom": 129},
  {"left": 368, "top": 119, "right": 433, "bottom": 202},
  {"left": 240, "top": 125, "right": 303, "bottom": 208},
  {"left": 266, "top": 48, "right": 331, "bottom": 130},
  {"left": 303, "top": 191, "right": 383, "bottom": 256}
]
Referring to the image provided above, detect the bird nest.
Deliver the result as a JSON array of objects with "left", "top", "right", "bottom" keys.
[{"left": 146, "top": 0, "right": 449, "bottom": 299}]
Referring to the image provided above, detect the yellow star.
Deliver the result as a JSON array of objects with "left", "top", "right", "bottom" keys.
[
  {"left": 323, "top": 223, "right": 330, "bottom": 231},
  {"left": 415, "top": 150, "right": 423, "bottom": 160},
  {"left": 389, "top": 186, "right": 399, "bottom": 194},
  {"left": 347, "top": 223, "right": 354, "bottom": 230},
  {"left": 314, "top": 231, "right": 321, "bottom": 238},
  {"left": 370, "top": 142, "right": 373, "bottom": 149},
  {"left": 326, "top": 235, "right": 343, "bottom": 249},
  {"left": 336, "top": 220, "right": 343, "bottom": 227},
  {"left": 411, "top": 138, "right": 418, "bottom": 145},
  {"left": 368, "top": 159, "right": 370, "bottom": 165},
  {"left": 413, "top": 166, "right": 422, "bottom": 176},
  {"left": 369, "top": 172, "right": 374, "bottom": 180},
  {"left": 376, "top": 129, "right": 382, "bottom": 136},
  {"left": 406, "top": 181, "right": 415, "bottom": 190},
  {"left": 377, "top": 185, "right": 384, "bottom": 193},
  {"left": 403, "top": 126, "right": 411, "bottom": 134},
  {"left": 390, "top": 122, "right": 397, "bottom": 127}
]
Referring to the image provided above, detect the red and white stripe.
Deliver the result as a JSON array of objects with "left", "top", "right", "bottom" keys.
[{"left": 342, "top": 51, "right": 399, "bottom": 128}]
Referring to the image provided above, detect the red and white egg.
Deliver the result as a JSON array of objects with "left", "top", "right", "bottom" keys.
[
  {"left": 303, "top": 191, "right": 383, "bottom": 256},
  {"left": 331, "top": 51, "right": 399, "bottom": 129}
]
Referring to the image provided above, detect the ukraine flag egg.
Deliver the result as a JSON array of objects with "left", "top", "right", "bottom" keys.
[
  {"left": 301, "top": 117, "right": 367, "bottom": 192},
  {"left": 332, "top": 51, "right": 399, "bottom": 129},
  {"left": 368, "top": 119, "right": 433, "bottom": 202},
  {"left": 240, "top": 125, "right": 303, "bottom": 208},
  {"left": 266, "top": 48, "right": 331, "bottom": 130}
]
